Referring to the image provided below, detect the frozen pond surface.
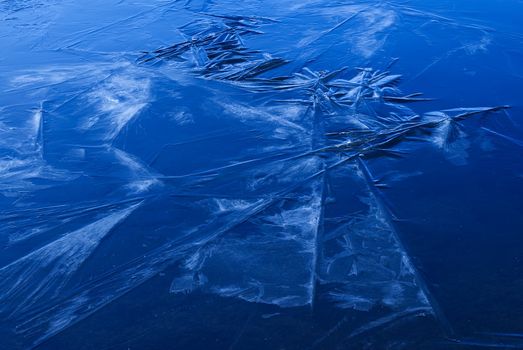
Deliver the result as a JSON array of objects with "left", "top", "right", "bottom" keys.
[{"left": 1, "top": 0, "right": 523, "bottom": 349}]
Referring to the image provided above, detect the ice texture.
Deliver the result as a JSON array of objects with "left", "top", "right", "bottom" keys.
[{"left": 1, "top": 0, "right": 522, "bottom": 349}]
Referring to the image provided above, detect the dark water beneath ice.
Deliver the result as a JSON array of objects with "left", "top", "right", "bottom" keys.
[{"left": 1, "top": 0, "right": 523, "bottom": 349}]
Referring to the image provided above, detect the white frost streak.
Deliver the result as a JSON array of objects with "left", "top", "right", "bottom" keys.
[
  {"left": 0, "top": 203, "right": 140, "bottom": 317},
  {"left": 219, "top": 101, "right": 308, "bottom": 137},
  {"left": 426, "top": 111, "right": 471, "bottom": 166},
  {"left": 347, "top": 9, "right": 396, "bottom": 58},
  {"left": 85, "top": 75, "right": 150, "bottom": 141},
  {"left": 112, "top": 148, "right": 161, "bottom": 193},
  {"left": 0, "top": 107, "right": 72, "bottom": 196}
]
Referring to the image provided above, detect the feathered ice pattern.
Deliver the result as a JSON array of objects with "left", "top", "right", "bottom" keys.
[{"left": 0, "top": 2, "right": 516, "bottom": 349}]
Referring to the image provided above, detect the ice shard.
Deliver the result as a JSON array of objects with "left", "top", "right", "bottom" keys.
[{"left": 0, "top": 203, "right": 140, "bottom": 318}]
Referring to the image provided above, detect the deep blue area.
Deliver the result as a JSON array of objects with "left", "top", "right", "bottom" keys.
[{"left": 1, "top": 1, "right": 522, "bottom": 349}]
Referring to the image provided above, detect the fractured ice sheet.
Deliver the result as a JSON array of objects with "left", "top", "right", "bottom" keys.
[
  {"left": 1, "top": 0, "right": 521, "bottom": 349},
  {"left": 321, "top": 192, "right": 429, "bottom": 311},
  {"left": 169, "top": 170, "right": 433, "bottom": 314},
  {"left": 2, "top": 54, "right": 510, "bottom": 350},
  {"left": 171, "top": 180, "right": 325, "bottom": 307},
  {"left": 149, "top": 14, "right": 507, "bottom": 336}
]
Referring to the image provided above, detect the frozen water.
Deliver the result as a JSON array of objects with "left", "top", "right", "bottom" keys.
[{"left": 1, "top": 0, "right": 522, "bottom": 349}]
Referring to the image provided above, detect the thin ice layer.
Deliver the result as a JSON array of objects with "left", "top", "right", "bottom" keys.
[
  {"left": 1, "top": 0, "right": 521, "bottom": 349},
  {"left": 0, "top": 203, "right": 140, "bottom": 318}
]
